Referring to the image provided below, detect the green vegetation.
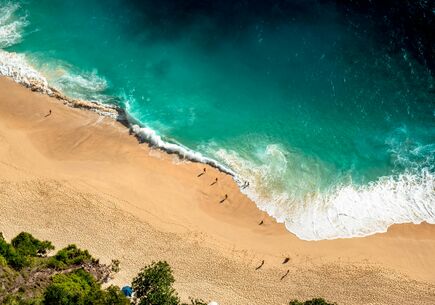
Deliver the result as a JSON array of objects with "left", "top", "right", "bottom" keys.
[
  {"left": 11, "top": 232, "right": 54, "bottom": 257},
  {"left": 47, "top": 244, "right": 94, "bottom": 269},
  {"left": 132, "top": 261, "right": 208, "bottom": 305},
  {"left": 132, "top": 261, "right": 179, "bottom": 305},
  {"left": 289, "top": 298, "right": 336, "bottom": 305},
  {"left": 0, "top": 231, "right": 338, "bottom": 305},
  {"left": 0, "top": 232, "right": 125, "bottom": 305},
  {"left": 43, "top": 269, "right": 128, "bottom": 305}
]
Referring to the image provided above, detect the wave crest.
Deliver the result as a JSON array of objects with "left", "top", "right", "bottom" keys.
[
  {"left": 0, "top": 2, "right": 27, "bottom": 48},
  {"left": 130, "top": 124, "right": 235, "bottom": 176},
  {"left": 214, "top": 146, "right": 435, "bottom": 240}
]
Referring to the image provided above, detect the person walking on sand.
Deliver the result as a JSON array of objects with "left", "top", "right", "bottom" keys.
[
  {"left": 256, "top": 260, "right": 265, "bottom": 270},
  {"left": 219, "top": 194, "right": 228, "bottom": 203},
  {"left": 280, "top": 269, "right": 289, "bottom": 280},
  {"left": 45, "top": 109, "right": 52, "bottom": 117},
  {"left": 197, "top": 167, "right": 206, "bottom": 177},
  {"left": 210, "top": 178, "right": 218, "bottom": 186}
]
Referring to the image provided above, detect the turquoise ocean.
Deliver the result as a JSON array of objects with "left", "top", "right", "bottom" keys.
[{"left": 1, "top": 0, "right": 434, "bottom": 240}]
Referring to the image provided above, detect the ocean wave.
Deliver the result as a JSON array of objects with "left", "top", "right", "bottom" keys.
[
  {"left": 0, "top": 2, "right": 27, "bottom": 48},
  {"left": 214, "top": 145, "right": 435, "bottom": 240},
  {"left": 0, "top": 2, "right": 49, "bottom": 91},
  {"left": 49, "top": 68, "right": 110, "bottom": 103},
  {"left": 0, "top": 49, "right": 51, "bottom": 92},
  {"left": 130, "top": 124, "right": 236, "bottom": 176}
]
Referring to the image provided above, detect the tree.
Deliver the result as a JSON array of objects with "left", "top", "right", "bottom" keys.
[
  {"left": 43, "top": 269, "right": 96, "bottom": 305},
  {"left": 43, "top": 269, "right": 129, "bottom": 305},
  {"left": 0, "top": 237, "right": 28, "bottom": 269},
  {"left": 11, "top": 232, "right": 54, "bottom": 257},
  {"left": 98, "top": 286, "right": 130, "bottom": 305},
  {"left": 48, "top": 245, "right": 94, "bottom": 269},
  {"left": 132, "top": 261, "right": 180, "bottom": 305}
]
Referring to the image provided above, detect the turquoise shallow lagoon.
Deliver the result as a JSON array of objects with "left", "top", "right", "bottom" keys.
[{"left": 1, "top": 0, "right": 434, "bottom": 239}]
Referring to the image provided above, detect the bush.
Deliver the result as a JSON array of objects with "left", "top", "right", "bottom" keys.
[
  {"left": 43, "top": 269, "right": 96, "bottom": 305},
  {"left": 99, "top": 285, "right": 130, "bottom": 305},
  {"left": 43, "top": 269, "right": 128, "bottom": 305},
  {"left": 11, "top": 232, "right": 54, "bottom": 257},
  {"left": 0, "top": 238, "right": 28, "bottom": 270},
  {"left": 0, "top": 254, "right": 7, "bottom": 267},
  {"left": 132, "top": 261, "right": 180, "bottom": 305},
  {"left": 289, "top": 298, "right": 336, "bottom": 305},
  {"left": 0, "top": 232, "right": 54, "bottom": 270},
  {"left": 48, "top": 245, "right": 93, "bottom": 269}
]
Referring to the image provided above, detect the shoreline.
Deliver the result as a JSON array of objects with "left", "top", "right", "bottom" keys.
[
  {"left": 0, "top": 49, "right": 237, "bottom": 177},
  {"left": 1, "top": 49, "right": 434, "bottom": 241},
  {"left": 1, "top": 76, "right": 435, "bottom": 304}
]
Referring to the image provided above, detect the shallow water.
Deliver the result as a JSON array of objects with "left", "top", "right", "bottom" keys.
[{"left": 1, "top": 0, "right": 434, "bottom": 240}]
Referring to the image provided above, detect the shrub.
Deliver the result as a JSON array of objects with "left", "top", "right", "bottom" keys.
[
  {"left": 43, "top": 269, "right": 128, "bottom": 305},
  {"left": 0, "top": 232, "right": 54, "bottom": 270},
  {"left": 99, "top": 285, "right": 130, "bottom": 305},
  {"left": 132, "top": 261, "right": 180, "bottom": 305},
  {"left": 0, "top": 254, "right": 8, "bottom": 267},
  {"left": 43, "top": 269, "right": 96, "bottom": 305},
  {"left": 48, "top": 245, "right": 93, "bottom": 269},
  {"left": 289, "top": 298, "right": 336, "bottom": 305},
  {"left": 0, "top": 238, "right": 28, "bottom": 270},
  {"left": 11, "top": 232, "right": 54, "bottom": 257}
]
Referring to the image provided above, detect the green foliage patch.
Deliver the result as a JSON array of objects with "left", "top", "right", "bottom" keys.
[
  {"left": 132, "top": 261, "right": 180, "bottom": 305},
  {"left": 48, "top": 245, "right": 94, "bottom": 269}
]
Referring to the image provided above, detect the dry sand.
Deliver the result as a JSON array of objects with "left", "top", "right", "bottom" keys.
[{"left": 0, "top": 77, "right": 434, "bottom": 305}]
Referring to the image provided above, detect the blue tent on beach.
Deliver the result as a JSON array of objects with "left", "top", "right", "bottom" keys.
[{"left": 121, "top": 286, "right": 133, "bottom": 297}]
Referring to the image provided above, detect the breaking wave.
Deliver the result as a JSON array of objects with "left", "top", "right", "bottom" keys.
[{"left": 213, "top": 144, "right": 434, "bottom": 240}]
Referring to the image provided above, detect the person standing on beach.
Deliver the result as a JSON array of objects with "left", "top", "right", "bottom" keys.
[
  {"left": 256, "top": 260, "right": 265, "bottom": 270},
  {"left": 219, "top": 194, "right": 228, "bottom": 203},
  {"left": 197, "top": 168, "right": 206, "bottom": 177}
]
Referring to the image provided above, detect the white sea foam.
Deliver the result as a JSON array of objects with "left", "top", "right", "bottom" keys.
[
  {"left": 0, "top": 49, "right": 51, "bottom": 92},
  {"left": 0, "top": 2, "right": 27, "bottom": 48},
  {"left": 214, "top": 145, "right": 435, "bottom": 240},
  {"left": 49, "top": 68, "right": 110, "bottom": 102},
  {"left": 130, "top": 124, "right": 236, "bottom": 176},
  {"left": 0, "top": 2, "right": 50, "bottom": 91}
]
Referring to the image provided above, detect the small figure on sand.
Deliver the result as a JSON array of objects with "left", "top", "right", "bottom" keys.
[
  {"left": 241, "top": 181, "right": 250, "bottom": 189},
  {"left": 210, "top": 178, "right": 218, "bottom": 186},
  {"left": 280, "top": 269, "right": 289, "bottom": 280},
  {"left": 258, "top": 220, "right": 264, "bottom": 226},
  {"left": 282, "top": 257, "right": 290, "bottom": 264},
  {"left": 197, "top": 168, "right": 206, "bottom": 177},
  {"left": 219, "top": 194, "right": 228, "bottom": 203},
  {"left": 45, "top": 109, "right": 52, "bottom": 117},
  {"left": 256, "top": 260, "right": 265, "bottom": 270}
]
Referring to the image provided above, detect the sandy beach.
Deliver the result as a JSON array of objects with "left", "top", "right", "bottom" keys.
[{"left": 0, "top": 76, "right": 434, "bottom": 304}]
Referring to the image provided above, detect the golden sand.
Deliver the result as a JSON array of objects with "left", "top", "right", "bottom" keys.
[{"left": 0, "top": 77, "right": 434, "bottom": 304}]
